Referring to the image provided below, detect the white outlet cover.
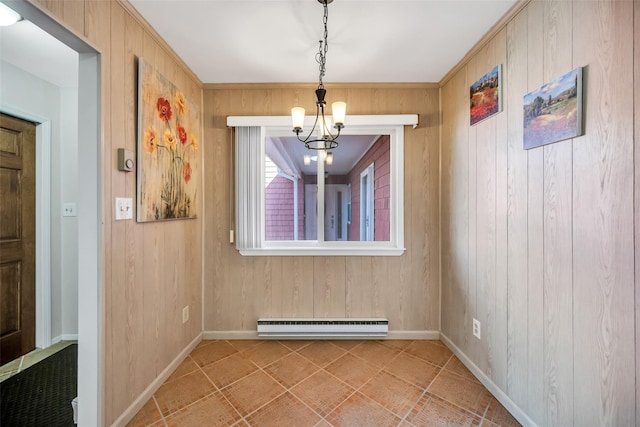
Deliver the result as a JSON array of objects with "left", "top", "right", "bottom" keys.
[
  {"left": 63, "top": 202, "right": 77, "bottom": 217},
  {"left": 472, "top": 318, "right": 481, "bottom": 339}
]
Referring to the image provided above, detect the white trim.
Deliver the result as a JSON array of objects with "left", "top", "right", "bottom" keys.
[
  {"left": 203, "top": 330, "right": 439, "bottom": 340},
  {"left": 227, "top": 114, "right": 419, "bottom": 128},
  {"left": 52, "top": 334, "right": 79, "bottom": 344},
  {"left": 0, "top": 105, "right": 53, "bottom": 350},
  {"left": 111, "top": 333, "right": 202, "bottom": 427},
  {"left": 440, "top": 333, "right": 538, "bottom": 427},
  {"left": 239, "top": 247, "right": 405, "bottom": 256}
]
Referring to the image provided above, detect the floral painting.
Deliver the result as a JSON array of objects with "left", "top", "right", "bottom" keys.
[
  {"left": 137, "top": 57, "right": 199, "bottom": 222},
  {"left": 523, "top": 67, "right": 583, "bottom": 149},
  {"left": 470, "top": 65, "right": 502, "bottom": 126}
]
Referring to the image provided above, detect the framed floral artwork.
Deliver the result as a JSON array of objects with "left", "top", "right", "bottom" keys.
[
  {"left": 137, "top": 57, "right": 199, "bottom": 222},
  {"left": 470, "top": 64, "right": 502, "bottom": 126}
]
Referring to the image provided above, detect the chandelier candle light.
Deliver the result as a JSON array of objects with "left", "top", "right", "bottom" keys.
[{"left": 291, "top": 0, "right": 346, "bottom": 150}]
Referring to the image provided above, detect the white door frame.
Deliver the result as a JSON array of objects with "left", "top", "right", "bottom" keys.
[{"left": 0, "top": 106, "right": 52, "bottom": 350}]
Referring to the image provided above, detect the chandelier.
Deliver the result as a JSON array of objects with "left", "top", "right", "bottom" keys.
[{"left": 291, "top": 0, "right": 346, "bottom": 150}]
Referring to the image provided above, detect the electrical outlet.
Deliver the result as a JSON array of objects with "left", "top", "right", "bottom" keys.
[
  {"left": 473, "top": 318, "right": 481, "bottom": 339},
  {"left": 182, "top": 305, "right": 189, "bottom": 324}
]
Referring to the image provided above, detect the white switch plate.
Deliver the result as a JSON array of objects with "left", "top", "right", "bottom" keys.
[
  {"left": 115, "top": 198, "right": 133, "bottom": 220},
  {"left": 473, "top": 318, "right": 481, "bottom": 339},
  {"left": 63, "top": 202, "right": 77, "bottom": 217},
  {"left": 182, "top": 306, "right": 189, "bottom": 324}
]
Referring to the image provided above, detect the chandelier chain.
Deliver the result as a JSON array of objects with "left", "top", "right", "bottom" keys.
[{"left": 316, "top": 0, "right": 329, "bottom": 89}]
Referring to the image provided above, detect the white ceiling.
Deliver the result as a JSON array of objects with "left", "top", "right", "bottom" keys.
[
  {"left": 129, "top": 0, "right": 517, "bottom": 84},
  {"left": 0, "top": 18, "right": 78, "bottom": 88},
  {"left": 0, "top": 0, "right": 516, "bottom": 88}
]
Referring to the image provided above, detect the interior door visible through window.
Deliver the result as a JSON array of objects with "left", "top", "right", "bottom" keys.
[
  {"left": 360, "top": 163, "right": 374, "bottom": 241},
  {"left": 325, "top": 184, "right": 349, "bottom": 241}
]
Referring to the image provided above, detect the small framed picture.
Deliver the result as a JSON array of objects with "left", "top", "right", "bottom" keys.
[
  {"left": 470, "top": 65, "right": 502, "bottom": 126},
  {"left": 523, "top": 67, "right": 583, "bottom": 149}
]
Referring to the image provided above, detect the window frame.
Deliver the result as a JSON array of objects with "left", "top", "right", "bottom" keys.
[{"left": 229, "top": 114, "right": 418, "bottom": 256}]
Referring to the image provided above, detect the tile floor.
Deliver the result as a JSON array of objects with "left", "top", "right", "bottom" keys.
[
  {"left": 128, "top": 340, "right": 521, "bottom": 427},
  {"left": 0, "top": 340, "right": 76, "bottom": 383}
]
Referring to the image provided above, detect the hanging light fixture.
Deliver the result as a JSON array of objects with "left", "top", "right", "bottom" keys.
[{"left": 291, "top": 0, "right": 346, "bottom": 151}]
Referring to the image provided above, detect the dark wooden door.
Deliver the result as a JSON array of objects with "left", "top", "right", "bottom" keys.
[{"left": 0, "top": 113, "right": 36, "bottom": 365}]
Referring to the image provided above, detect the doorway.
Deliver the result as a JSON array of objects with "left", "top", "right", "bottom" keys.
[{"left": 0, "top": 1, "right": 103, "bottom": 425}]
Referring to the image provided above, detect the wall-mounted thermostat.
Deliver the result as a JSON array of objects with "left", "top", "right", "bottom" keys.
[{"left": 117, "top": 148, "right": 135, "bottom": 172}]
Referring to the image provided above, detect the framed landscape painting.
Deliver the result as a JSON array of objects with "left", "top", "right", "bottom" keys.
[
  {"left": 470, "top": 65, "right": 502, "bottom": 126},
  {"left": 137, "top": 57, "right": 199, "bottom": 222},
  {"left": 523, "top": 67, "right": 583, "bottom": 149}
]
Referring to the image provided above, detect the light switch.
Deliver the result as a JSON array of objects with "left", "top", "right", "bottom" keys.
[{"left": 115, "top": 198, "right": 133, "bottom": 220}]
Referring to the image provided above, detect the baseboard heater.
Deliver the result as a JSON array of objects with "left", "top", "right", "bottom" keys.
[{"left": 257, "top": 318, "right": 388, "bottom": 338}]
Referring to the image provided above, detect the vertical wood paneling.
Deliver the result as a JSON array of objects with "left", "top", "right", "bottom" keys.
[
  {"left": 108, "top": 2, "right": 129, "bottom": 417},
  {"left": 467, "top": 56, "right": 479, "bottom": 362},
  {"left": 572, "top": 1, "right": 635, "bottom": 425},
  {"left": 541, "top": 1, "right": 574, "bottom": 425},
  {"left": 525, "top": 1, "right": 544, "bottom": 424},
  {"left": 475, "top": 39, "right": 497, "bottom": 378},
  {"left": 505, "top": 8, "right": 528, "bottom": 410},
  {"left": 635, "top": 1, "right": 640, "bottom": 424},
  {"left": 493, "top": 28, "right": 508, "bottom": 393}
]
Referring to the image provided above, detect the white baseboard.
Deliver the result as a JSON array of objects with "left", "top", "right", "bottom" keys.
[
  {"left": 112, "top": 333, "right": 202, "bottom": 427},
  {"left": 439, "top": 333, "right": 538, "bottom": 427},
  {"left": 202, "top": 330, "right": 440, "bottom": 340},
  {"left": 51, "top": 334, "right": 78, "bottom": 345}
]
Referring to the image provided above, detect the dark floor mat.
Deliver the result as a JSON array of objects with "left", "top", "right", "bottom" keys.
[{"left": 0, "top": 344, "right": 77, "bottom": 426}]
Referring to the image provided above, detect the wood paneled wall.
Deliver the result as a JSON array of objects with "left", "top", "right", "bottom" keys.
[
  {"left": 202, "top": 85, "right": 440, "bottom": 334},
  {"left": 441, "top": 0, "right": 637, "bottom": 425},
  {"left": 29, "top": 1, "right": 204, "bottom": 424}
]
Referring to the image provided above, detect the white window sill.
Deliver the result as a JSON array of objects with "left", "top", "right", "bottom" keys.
[{"left": 239, "top": 247, "right": 406, "bottom": 257}]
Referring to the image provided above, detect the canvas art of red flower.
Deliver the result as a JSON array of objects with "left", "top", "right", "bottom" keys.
[{"left": 139, "top": 59, "right": 199, "bottom": 222}]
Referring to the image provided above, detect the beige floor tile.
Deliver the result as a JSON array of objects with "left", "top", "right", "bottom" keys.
[
  {"left": 483, "top": 398, "right": 522, "bottom": 426},
  {"left": 359, "top": 371, "right": 424, "bottom": 418},
  {"left": 221, "top": 370, "right": 285, "bottom": 416},
  {"left": 443, "top": 355, "right": 480, "bottom": 384},
  {"left": 349, "top": 341, "right": 401, "bottom": 367},
  {"left": 190, "top": 341, "right": 238, "bottom": 367},
  {"left": 427, "top": 370, "right": 492, "bottom": 417},
  {"left": 166, "top": 356, "right": 199, "bottom": 383},
  {"left": 126, "top": 398, "right": 163, "bottom": 427},
  {"left": 240, "top": 341, "right": 290, "bottom": 367},
  {"left": 384, "top": 352, "right": 440, "bottom": 389},
  {"left": 291, "top": 369, "right": 354, "bottom": 416},
  {"left": 325, "top": 353, "right": 380, "bottom": 389},
  {"left": 332, "top": 340, "right": 364, "bottom": 350},
  {"left": 379, "top": 339, "right": 414, "bottom": 350},
  {"left": 405, "top": 340, "right": 453, "bottom": 367},
  {"left": 297, "top": 341, "right": 346, "bottom": 367},
  {"left": 164, "top": 391, "right": 241, "bottom": 427},
  {"left": 406, "top": 392, "right": 482, "bottom": 427},
  {"left": 264, "top": 352, "right": 319, "bottom": 389},
  {"left": 202, "top": 353, "right": 258, "bottom": 389},
  {"left": 245, "top": 392, "right": 321, "bottom": 426},
  {"left": 154, "top": 370, "right": 217, "bottom": 416},
  {"left": 226, "top": 340, "right": 262, "bottom": 352},
  {"left": 325, "top": 392, "right": 401, "bottom": 427},
  {"left": 278, "top": 340, "right": 314, "bottom": 351}
]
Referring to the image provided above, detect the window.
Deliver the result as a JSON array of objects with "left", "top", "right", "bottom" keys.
[{"left": 229, "top": 115, "right": 418, "bottom": 256}]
